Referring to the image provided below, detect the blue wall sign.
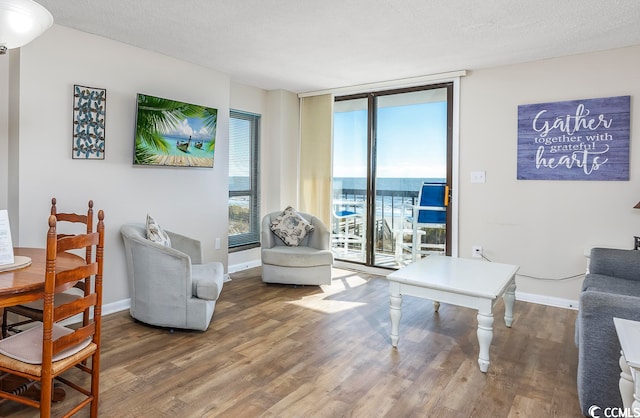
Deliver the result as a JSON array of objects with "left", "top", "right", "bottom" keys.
[{"left": 517, "top": 96, "right": 630, "bottom": 180}]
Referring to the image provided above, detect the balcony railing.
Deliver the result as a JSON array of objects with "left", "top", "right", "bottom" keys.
[{"left": 334, "top": 187, "right": 420, "bottom": 255}]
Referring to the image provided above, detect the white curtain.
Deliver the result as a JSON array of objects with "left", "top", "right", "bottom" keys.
[{"left": 298, "top": 94, "right": 333, "bottom": 226}]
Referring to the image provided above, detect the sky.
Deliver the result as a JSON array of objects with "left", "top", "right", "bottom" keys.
[
  {"left": 228, "top": 98, "right": 449, "bottom": 181},
  {"left": 167, "top": 117, "right": 213, "bottom": 140},
  {"left": 333, "top": 100, "right": 448, "bottom": 179}
]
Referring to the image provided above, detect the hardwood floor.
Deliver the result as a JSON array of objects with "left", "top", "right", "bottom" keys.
[{"left": 0, "top": 267, "right": 581, "bottom": 417}]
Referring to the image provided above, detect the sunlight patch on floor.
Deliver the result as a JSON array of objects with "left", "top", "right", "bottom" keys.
[
  {"left": 286, "top": 298, "right": 367, "bottom": 314},
  {"left": 285, "top": 268, "right": 370, "bottom": 313},
  {"left": 329, "top": 269, "right": 369, "bottom": 290}
]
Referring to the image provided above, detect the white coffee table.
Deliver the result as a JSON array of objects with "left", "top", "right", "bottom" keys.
[{"left": 387, "top": 256, "right": 519, "bottom": 372}]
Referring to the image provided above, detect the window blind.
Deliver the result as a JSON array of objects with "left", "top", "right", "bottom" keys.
[{"left": 229, "top": 110, "right": 260, "bottom": 249}]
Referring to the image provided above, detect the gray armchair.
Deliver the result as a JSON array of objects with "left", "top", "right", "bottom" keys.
[
  {"left": 261, "top": 211, "right": 333, "bottom": 285},
  {"left": 576, "top": 247, "right": 640, "bottom": 415},
  {"left": 120, "top": 223, "right": 224, "bottom": 331}
]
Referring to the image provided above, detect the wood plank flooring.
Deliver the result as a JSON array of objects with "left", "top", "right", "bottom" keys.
[{"left": 0, "top": 267, "right": 581, "bottom": 417}]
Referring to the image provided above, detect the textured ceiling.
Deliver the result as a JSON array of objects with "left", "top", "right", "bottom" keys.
[{"left": 33, "top": 0, "right": 640, "bottom": 93}]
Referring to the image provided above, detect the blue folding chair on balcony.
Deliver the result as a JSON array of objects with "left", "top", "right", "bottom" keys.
[{"left": 395, "top": 182, "right": 448, "bottom": 262}]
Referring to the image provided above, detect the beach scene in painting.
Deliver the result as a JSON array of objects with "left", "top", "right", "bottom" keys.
[{"left": 134, "top": 93, "right": 217, "bottom": 167}]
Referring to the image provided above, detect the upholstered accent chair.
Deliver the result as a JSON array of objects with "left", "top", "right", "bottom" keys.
[
  {"left": 120, "top": 223, "right": 224, "bottom": 331},
  {"left": 261, "top": 210, "right": 333, "bottom": 285}
]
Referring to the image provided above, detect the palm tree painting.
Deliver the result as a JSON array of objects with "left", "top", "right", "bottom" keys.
[{"left": 134, "top": 93, "right": 217, "bottom": 167}]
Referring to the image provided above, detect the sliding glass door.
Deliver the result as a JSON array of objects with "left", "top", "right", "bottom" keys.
[
  {"left": 332, "top": 84, "right": 452, "bottom": 268},
  {"left": 332, "top": 98, "right": 368, "bottom": 263}
]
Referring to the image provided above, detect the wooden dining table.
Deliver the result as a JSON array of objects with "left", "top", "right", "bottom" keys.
[{"left": 0, "top": 247, "right": 85, "bottom": 308}]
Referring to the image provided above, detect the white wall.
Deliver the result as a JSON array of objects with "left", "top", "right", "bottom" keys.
[
  {"left": 265, "top": 89, "right": 300, "bottom": 212},
  {"left": 11, "top": 25, "right": 231, "bottom": 305},
  {"left": 2, "top": 50, "right": 21, "bottom": 242},
  {"left": 229, "top": 45, "right": 640, "bottom": 306},
  {"left": 459, "top": 45, "right": 640, "bottom": 304},
  {"left": 7, "top": 24, "right": 639, "bottom": 308}
]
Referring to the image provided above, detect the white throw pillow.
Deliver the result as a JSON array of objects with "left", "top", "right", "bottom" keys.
[
  {"left": 269, "top": 206, "right": 314, "bottom": 246},
  {"left": 146, "top": 214, "right": 171, "bottom": 247}
]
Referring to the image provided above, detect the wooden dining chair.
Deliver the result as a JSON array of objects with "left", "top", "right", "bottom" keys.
[
  {"left": 2, "top": 198, "right": 93, "bottom": 337},
  {"left": 0, "top": 210, "right": 105, "bottom": 417}
]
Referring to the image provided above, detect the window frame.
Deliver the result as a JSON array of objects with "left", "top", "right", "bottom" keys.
[
  {"left": 228, "top": 109, "right": 261, "bottom": 251},
  {"left": 333, "top": 83, "right": 454, "bottom": 266}
]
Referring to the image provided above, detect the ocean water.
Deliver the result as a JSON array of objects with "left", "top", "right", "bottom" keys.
[
  {"left": 229, "top": 177, "right": 445, "bottom": 218},
  {"left": 229, "top": 177, "right": 445, "bottom": 192},
  {"left": 335, "top": 177, "right": 445, "bottom": 192},
  {"left": 161, "top": 135, "right": 214, "bottom": 158}
]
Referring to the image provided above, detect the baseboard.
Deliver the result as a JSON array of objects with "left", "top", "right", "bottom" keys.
[
  {"left": 103, "top": 298, "right": 131, "bottom": 316},
  {"left": 515, "top": 291, "right": 579, "bottom": 310},
  {"left": 228, "top": 259, "right": 262, "bottom": 273}
]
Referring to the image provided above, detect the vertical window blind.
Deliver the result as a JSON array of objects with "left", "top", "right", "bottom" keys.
[{"left": 229, "top": 110, "right": 260, "bottom": 249}]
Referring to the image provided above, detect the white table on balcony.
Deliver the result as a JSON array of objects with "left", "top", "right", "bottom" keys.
[
  {"left": 387, "top": 256, "right": 518, "bottom": 372},
  {"left": 332, "top": 199, "right": 365, "bottom": 256}
]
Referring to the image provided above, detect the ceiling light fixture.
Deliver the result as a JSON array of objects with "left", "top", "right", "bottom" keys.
[{"left": 0, "top": 0, "right": 53, "bottom": 55}]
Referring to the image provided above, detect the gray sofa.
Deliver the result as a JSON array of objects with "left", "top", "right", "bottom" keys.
[
  {"left": 261, "top": 211, "right": 333, "bottom": 285},
  {"left": 120, "top": 223, "right": 224, "bottom": 331},
  {"left": 576, "top": 247, "right": 640, "bottom": 416}
]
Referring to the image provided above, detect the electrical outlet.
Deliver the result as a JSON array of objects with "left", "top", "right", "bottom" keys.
[
  {"left": 470, "top": 171, "right": 486, "bottom": 183},
  {"left": 472, "top": 245, "right": 483, "bottom": 258}
]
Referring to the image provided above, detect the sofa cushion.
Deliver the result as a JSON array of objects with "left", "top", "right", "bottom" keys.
[
  {"left": 192, "top": 262, "right": 224, "bottom": 300},
  {"left": 589, "top": 248, "right": 640, "bottom": 281},
  {"left": 262, "top": 245, "right": 333, "bottom": 268},
  {"left": 146, "top": 214, "right": 171, "bottom": 247},
  {"left": 582, "top": 274, "right": 640, "bottom": 298},
  {"left": 269, "top": 206, "right": 314, "bottom": 246}
]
